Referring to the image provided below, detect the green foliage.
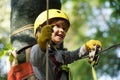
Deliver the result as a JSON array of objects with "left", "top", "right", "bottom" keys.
[
  {"left": 63, "top": 0, "right": 120, "bottom": 79},
  {"left": 0, "top": 75, "right": 7, "bottom": 80},
  {"left": 0, "top": 43, "right": 13, "bottom": 58},
  {"left": 0, "top": 50, "right": 6, "bottom": 58}
]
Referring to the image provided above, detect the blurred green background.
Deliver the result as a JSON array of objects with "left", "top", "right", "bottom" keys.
[{"left": 0, "top": 0, "right": 120, "bottom": 80}]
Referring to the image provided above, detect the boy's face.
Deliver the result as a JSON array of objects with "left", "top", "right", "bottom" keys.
[{"left": 51, "top": 20, "right": 69, "bottom": 45}]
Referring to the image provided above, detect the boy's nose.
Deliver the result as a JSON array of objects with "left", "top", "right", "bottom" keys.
[{"left": 59, "top": 28, "right": 65, "bottom": 35}]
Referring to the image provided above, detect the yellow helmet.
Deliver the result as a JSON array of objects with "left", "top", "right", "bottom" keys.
[{"left": 34, "top": 9, "right": 70, "bottom": 35}]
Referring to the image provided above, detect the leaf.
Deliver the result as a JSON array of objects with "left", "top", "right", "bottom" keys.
[
  {"left": 3, "top": 43, "right": 13, "bottom": 50},
  {"left": 0, "top": 43, "right": 14, "bottom": 59},
  {"left": 0, "top": 50, "right": 8, "bottom": 58},
  {"left": 9, "top": 53, "right": 15, "bottom": 63}
]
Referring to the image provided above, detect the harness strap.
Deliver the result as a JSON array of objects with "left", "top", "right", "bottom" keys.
[
  {"left": 49, "top": 55, "right": 70, "bottom": 80},
  {"left": 49, "top": 55, "right": 63, "bottom": 80},
  {"left": 50, "top": 55, "right": 62, "bottom": 67}
]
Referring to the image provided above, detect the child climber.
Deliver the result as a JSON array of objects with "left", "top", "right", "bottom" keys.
[{"left": 30, "top": 9, "right": 102, "bottom": 80}]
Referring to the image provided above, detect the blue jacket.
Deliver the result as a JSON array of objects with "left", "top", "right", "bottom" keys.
[{"left": 30, "top": 44, "right": 87, "bottom": 80}]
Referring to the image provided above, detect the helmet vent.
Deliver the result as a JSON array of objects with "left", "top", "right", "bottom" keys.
[{"left": 57, "top": 11, "right": 61, "bottom": 13}]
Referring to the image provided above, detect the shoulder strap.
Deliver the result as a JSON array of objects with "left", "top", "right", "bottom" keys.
[
  {"left": 49, "top": 55, "right": 63, "bottom": 80},
  {"left": 49, "top": 55, "right": 62, "bottom": 67}
]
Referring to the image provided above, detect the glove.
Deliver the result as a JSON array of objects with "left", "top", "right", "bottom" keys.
[
  {"left": 37, "top": 25, "right": 53, "bottom": 50},
  {"left": 85, "top": 39, "right": 102, "bottom": 64},
  {"left": 85, "top": 39, "right": 102, "bottom": 52}
]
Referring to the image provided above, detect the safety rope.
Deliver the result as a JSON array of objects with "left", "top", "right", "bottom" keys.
[
  {"left": 11, "top": 24, "right": 33, "bottom": 36},
  {"left": 46, "top": 0, "right": 49, "bottom": 80},
  {"left": 98, "top": 42, "right": 120, "bottom": 54}
]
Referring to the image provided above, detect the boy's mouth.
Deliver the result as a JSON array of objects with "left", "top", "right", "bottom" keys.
[{"left": 56, "top": 34, "right": 64, "bottom": 39}]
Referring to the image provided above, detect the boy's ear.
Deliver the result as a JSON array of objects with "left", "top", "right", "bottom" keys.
[{"left": 35, "top": 31, "right": 40, "bottom": 38}]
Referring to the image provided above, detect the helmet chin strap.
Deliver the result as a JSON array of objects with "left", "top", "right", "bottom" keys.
[{"left": 46, "top": 0, "right": 49, "bottom": 80}]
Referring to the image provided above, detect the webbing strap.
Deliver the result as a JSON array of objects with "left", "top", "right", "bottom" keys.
[
  {"left": 49, "top": 55, "right": 63, "bottom": 80},
  {"left": 92, "top": 66, "right": 97, "bottom": 80},
  {"left": 50, "top": 55, "right": 62, "bottom": 67},
  {"left": 91, "top": 61, "right": 98, "bottom": 80}
]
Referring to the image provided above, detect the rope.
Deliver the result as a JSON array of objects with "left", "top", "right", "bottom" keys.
[
  {"left": 46, "top": 0, "right": 49, "bottom": 80},
  {"left": 11, "top": 24, "right": 34, "bottom": 36},
  {"left": 98, "top": 42, "right": 120, "bottom": 54}
]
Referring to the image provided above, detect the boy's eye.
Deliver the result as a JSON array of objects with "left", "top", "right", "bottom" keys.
[
  {"left": 55, "top": 24, "right": 60, "bottom": 28},
  {"left": 55, "top": 24, "right": 68, "bottom": 32},
  {"left": 63, "top": 27, "right": 66, "bottom": 31},
  {"left": 64, "top": 28, "right": 68, "bottom": 32}
]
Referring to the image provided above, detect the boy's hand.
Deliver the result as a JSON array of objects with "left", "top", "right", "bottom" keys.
[
  {"left": 85, "top": 39, "right": 102, "bottom": 52},
  {"left": 85, "top": 40, "right": 102, "bottom": 64},
  {"left": 37, "top": 25, "right": 53, "bottom": 50}
]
